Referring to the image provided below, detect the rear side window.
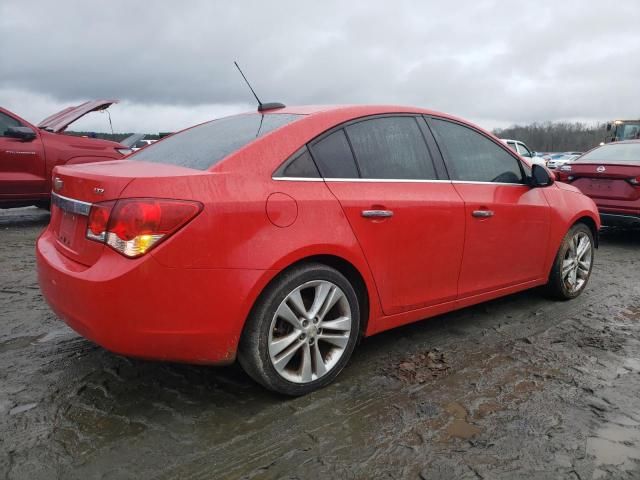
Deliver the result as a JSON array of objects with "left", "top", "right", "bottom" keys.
[
  {"left": 345, "top": 117, "right": 437, "bottom": 179},
  {"left": 130, "top": 113, "right": 302, "bottom": 170},
  {"left": 430, "top": 119, "right": 524, "bottom": 184},
  {"left": 309, "top": 130, "right": 359, "bottom": 178},
  {"left": 280, "top": 148, "right": 320, "bottom": 178}
]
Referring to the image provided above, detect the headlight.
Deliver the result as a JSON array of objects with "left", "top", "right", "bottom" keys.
[{"left": 560, "top": 165, "right": 572, "bottom": 172}]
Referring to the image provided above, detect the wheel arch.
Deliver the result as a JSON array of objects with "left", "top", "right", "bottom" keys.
[
  {"left": 243, "top": 253, "right": 373, "bottom": 342},
  {"left": 572, "top": 215, "right": 599, "bottom": 248}
]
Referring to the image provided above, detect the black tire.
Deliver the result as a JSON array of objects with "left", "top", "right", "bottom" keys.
[
  {"left": 545, "top": 223, "right": 595, "bottom": 300},
  {"left": 238, "top": 262, "right": 361, "bottom": 396},
  {"left": 35, "top": 201, "right": 50, "bottom": 211}
]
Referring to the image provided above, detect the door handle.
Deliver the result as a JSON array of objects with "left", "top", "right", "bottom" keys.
[
  {"left": 361, "top": 209, "right": 394, "bottom": 218},
  {"left": 472, "top": 210, "right": 494, "bottom": 218}
]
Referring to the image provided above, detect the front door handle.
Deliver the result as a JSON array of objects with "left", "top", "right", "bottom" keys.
[
  {"left": 361, "top": 209, "right": 394, "bottom": 218},
  {"left": 472, "top": 210, "right": 494, "bottom": 218}
]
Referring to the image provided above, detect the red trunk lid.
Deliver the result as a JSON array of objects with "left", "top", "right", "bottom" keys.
[
  {"left": 567, "top": 163, "right": 640, "bottom": 203},
  {"left": 50, "top": 160, "right": 204, "bottom": 266}
]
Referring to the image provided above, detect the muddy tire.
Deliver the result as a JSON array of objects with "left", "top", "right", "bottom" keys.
[
  {"left": 545, "top": 223, "right": 594, "bottom": 300},
  {"left": 238, "top": 263, "right": 360, "bottom": 396}
]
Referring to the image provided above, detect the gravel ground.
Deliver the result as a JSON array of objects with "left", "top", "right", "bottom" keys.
[{"left": 1, "top": 207, "right": 639, "bottom": 479}]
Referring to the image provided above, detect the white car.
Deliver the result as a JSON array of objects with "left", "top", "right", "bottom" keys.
[
  {"left": 501, "top": 139, "right": 546, "bottom": 166},
  {"left": 131, "top": 139, "right": 157, "bottom": 151},
  {"left": 546, "top": 154, "right": 581, "bottom": 170}
]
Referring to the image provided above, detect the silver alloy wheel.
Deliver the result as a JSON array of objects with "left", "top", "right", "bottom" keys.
[
  {"left": 562, "top": 231, "right": 592, "bottom": 293},
  {"left": 268, "top": 280, "right": 352, "bottom": 384}
]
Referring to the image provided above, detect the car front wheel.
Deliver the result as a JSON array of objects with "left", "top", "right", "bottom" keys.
[
  {"left": 545, "top": 223, "right": 594, "bottom": 300},
  {"left": 238, "top": 263, "right": 360, "bottom": 396}
]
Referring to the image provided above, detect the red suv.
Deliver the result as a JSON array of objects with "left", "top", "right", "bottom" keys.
[
  {"left": 36, "top": 105, "right": 600, "bottom": 395},
  {"left": 0, "top": 100, "right": 130, "bottom": 209}
]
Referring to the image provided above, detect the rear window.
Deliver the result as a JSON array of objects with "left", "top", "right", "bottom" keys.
[
  {"left": 578, "top": 143, "right": 640, "bottom": 163},
  {"left": 129, "top": 113, "right": 302, "bottom": 170}
]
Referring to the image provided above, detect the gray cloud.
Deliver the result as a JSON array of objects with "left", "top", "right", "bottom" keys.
[{"left": 1, "top": 0, "right": 639, "bottom": 132}]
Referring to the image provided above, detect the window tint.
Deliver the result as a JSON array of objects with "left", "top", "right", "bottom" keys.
[
  {"left": 0, "top": 112, "right": 22, "bottom": 137},
  {"left": 345, "top": 117, "right": 436, "bottom": 179},
  {"left": 431, "top": 119, "right": 524, "bottom": 184},
  {"left": 281, "top": 148, "right": 320, "bottom": 178},
  {"left": 506, "top": 142, "right": 517, "bottom": 152},
  {"left": 310, "top": 130, "right": 359, "bottom": 178},
  {"left": 130, "top": 113, "right": 302, "bottom": 170}
]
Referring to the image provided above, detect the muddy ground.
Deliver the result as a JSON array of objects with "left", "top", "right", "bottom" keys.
[{"left": 1, "top": 207, "right": 639, "bottom": 480}]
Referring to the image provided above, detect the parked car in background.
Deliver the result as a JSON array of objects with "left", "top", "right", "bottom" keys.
[
  {"left": 132, "top": 139, "right": 157, "bottom": 151},
  {"left": 37, "top": 105, "right": 600, "bottom": 395},
  {"left": 556, "top": 140, "right": 640, "bottom": 227},
  {"left": 0, "top": 100, "right": 131, "bottom": 209},
  {"left": 546, "top": 153, "right": 581, "bottom": 170},
  {"left": 501, "top": 139, "right": 546, "bottom": 166}
]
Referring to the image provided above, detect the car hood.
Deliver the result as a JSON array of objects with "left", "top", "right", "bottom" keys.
[{"left": 37, "top": 99, "right": 117, "bottom": 133}]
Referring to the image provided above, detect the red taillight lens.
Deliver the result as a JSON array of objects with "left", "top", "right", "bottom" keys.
[
  {"left": 86, "top": 198, "right": 202, "bottom": 258},
  {"left": 86, "top": 201, "right": 115, "bottom": 241}
]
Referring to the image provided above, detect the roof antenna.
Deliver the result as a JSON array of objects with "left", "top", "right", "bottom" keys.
[{"left": 234, "top": 61, "right": 285, "bottom": 112}]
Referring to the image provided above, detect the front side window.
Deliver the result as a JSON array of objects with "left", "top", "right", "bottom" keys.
[
  {"left": 431, "top": 119, "right": 524, "bottom": 184},
  {"left": 345, "top": 116, "right": 437, "bottom": 180},
  {"left": 309, "top": 130, "right": 359, "bottom": 178},
  {"left": 0, "top": 112, "right": 22, "bottom": 137},
  {"left": 130, "top": 113, "right": 302, "bottom": 170}
]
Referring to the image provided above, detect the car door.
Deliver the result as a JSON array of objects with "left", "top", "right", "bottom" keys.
[
  {"left": 0, "top": 110, "right": 46, "bottom": 197},
  {"left": 309, "top": 115, "right": 466, "bottom": 316},
  {"left": 427, "top": 117, "right": 551, "bottom": 299}
]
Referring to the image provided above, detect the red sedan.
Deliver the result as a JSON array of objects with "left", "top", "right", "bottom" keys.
[
  {"left": 37, "top": 105, "right": 600, "bottom": 395},
  {"left": 556, "top": 140, "right": 640, "bottom": 227}
]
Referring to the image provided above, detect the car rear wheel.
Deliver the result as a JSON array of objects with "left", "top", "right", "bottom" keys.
[
  {"left": 238, "top": 263, "right": 360, "bottom": 396},
  {"left": 545, "top": 223, "right": 594, "bottom": 300}
]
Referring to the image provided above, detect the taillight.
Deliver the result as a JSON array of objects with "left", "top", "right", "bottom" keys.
[
  {"left": 86, "top": 201, "right": 115, "bottom": 242},
  {"left": 86, "top": 198, "right": 202, "bottom": 258},
  {"left": 629, "top": 177, "right": 640, "bottom": 186}
]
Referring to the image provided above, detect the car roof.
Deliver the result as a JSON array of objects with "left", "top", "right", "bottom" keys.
[{"left": 264, "top": 104, "right": 454, "bottom": 120}]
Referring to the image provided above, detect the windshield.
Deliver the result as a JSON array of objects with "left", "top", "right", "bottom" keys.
[
  {"left": 130, "top": 113, "right": 302, "bottom": 170},
  {"left": 615, "top": 123, "right": 640, "bottom": 141},
  {"left": 578, "top": 143, "right": 640, "bottom": 163}
]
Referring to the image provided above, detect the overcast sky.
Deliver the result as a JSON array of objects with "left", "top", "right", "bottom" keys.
[{"left": 1, "top": 0, "right": 639, "bottom": 133}]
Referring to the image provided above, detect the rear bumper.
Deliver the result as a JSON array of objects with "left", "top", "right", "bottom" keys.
[
  {"left": 36, "top": 228, "right": 270, "bottom": 364},
  {"left": 599, "top": 212, "right": 640, "bottom": 227}
]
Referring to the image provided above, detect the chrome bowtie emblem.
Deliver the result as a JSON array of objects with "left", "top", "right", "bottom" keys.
[
  {"left": 596, "top": 166, "right": 606, "bottom": 173},
  {"left": 93, "top": 187, "right": 105, "bottom": 195},
  {"left": 53, "top": 177, "right": 63, "bottom": 191}
]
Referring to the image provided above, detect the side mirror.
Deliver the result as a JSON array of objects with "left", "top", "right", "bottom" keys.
[
  {"left": 5, "top": 126, "right": 37, "bottom": 141},
  {"left": 530, "top": 164, "right": 554, "bottom": 187}
]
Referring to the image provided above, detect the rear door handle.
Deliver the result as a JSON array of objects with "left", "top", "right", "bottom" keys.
[
  {"left": 361, "top": 209, "right": 394, "bottom": 218},
  {"left": 472, "top": 210, "right": 494, "bottom": 218}
]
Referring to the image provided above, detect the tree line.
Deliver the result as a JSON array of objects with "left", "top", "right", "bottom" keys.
[{"left": 493, "top": 122, "right": 607, "bottom": 153}]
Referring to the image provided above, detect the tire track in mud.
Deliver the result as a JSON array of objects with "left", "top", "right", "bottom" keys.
[{"left": 1, "top": 209, "right": 640, "bottom": 479}]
